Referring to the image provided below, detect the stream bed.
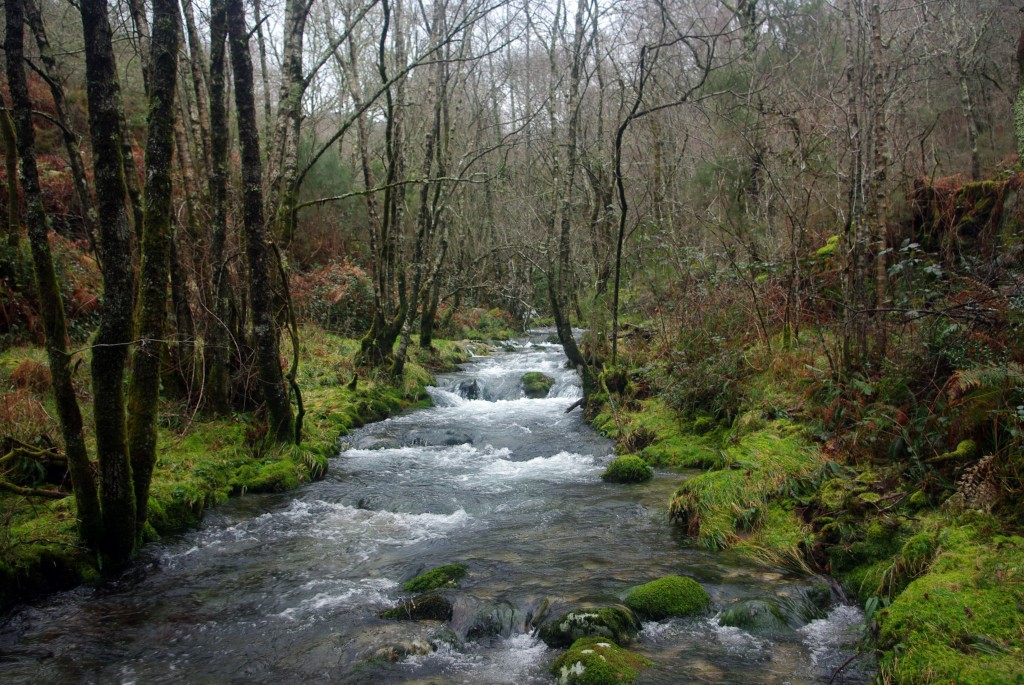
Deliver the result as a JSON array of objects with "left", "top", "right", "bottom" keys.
[{"left": 0, "top": 332, "right": 872, "bottom": 683}]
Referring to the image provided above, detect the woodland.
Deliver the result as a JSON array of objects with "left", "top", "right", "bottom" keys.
[{"left": 1, "top": 0, "right": 1024, "bottom": 682}]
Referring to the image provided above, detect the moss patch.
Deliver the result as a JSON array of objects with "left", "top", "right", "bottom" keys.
[
  {"left": 402, "top": 563, "right": 468, "bottom": 593},
  {"left": 379, "top": 593, "right": 454, "bottom": 621},
  {"left": 549, "top": 637, "right": 651, "bottom": 685},
  {"left": 668, "top": 422, "right": 822, "bottom": 550},
  {"left": 624, "top": 575, "right": 710, "bottom": 620},
  {"left": 876, "top": 525, "right": 1024, "bottom": 684},
  {"left": 522, "top": 372, "right": 556, "bottom": 398},
  {"left": 601, "top": 455, "right": 654, "bottom": 483}
]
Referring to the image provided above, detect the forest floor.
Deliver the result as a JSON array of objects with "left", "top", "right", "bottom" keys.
[
  {"left": 589, "top": 333, "right": 1024, "bottom": 684},
  {"left": 0, "top": 325, "right": 473, "bottom": 611}
]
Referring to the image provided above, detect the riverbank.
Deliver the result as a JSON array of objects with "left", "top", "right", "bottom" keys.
[
  {"left": 0, "top": 325, "right": 473, "bottom": 612},
  {"left": 586, "top": 334, "right": 1023, "bottom": 683}
]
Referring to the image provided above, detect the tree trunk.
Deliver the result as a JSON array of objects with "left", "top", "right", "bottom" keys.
[
  {"left": 5, "top": 0, "right": 103, "bottom": 550},
  {"left": 226, "top": 0, "right": 294, "bottom": 442},
  {"left": 0, "top": 102, "right": 18, "bottom": 248},
  {"left": 126, "top": 0, "right": 180, "bottom": 538},
  {"left": 23, "top": 0, "right": 97, "bottom": 248},
  {"left": 80, "top": 0, "right": 139, "bottom": 566},
  {"left": 205, "top": 0, "right": 231, "bottom": 415},
  {"left": 1015, "top": 26, "right": 1024, "bottom": 163}
]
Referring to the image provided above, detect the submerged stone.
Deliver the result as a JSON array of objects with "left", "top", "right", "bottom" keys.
[
  {"left": 379, "top": 593, "right": 453, "bottom": 621},
  {"left": 538, "top": 606, "right": 641, "bottom": 648},
  {"left": 549, "top": 637, "right": 651, "bottom": 685},
  {"left": 624, "top": 575, "right": 710, "bottom": 620},
  {"left": 458, "top": 379, "right": 482, "bottom": 400},
  {"left": 718, "top": 598, "right": 791, "bottom": 635},
  {"left": 521, "top": 372, "right": 556, "bottom": 398}
]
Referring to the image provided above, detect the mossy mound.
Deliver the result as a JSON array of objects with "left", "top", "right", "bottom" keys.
[
  {"left": 718, "top": 599, "right": 791, "bottom": 636},
  {"left": 522, "top": 372, "right": 556, "bottom": 398},
  {"left": 538, "top": 606, "right": 641, "bottom": 648},
  {"left": 549, "top": 637, "right": 651, "bottom": 685},
  {"left": 623, "top": 575, "right": 710, "bottom": 620},
  {"left": 379, "top": 593, "right": 454, "bottom": 621},
  {"left": 402, "top": 563, "right": 468, "bottom": 593},
  {"left": 601, "top": 455, "right": 653, "bottom": 483},
  {"left": 877, "top": 526, "right": 1024, "bottom": 684}
]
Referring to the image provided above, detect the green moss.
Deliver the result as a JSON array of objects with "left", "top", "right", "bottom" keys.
[
  {"left": 624, "top": 575, "right": 710, "bottom": 620},
  {"left": 669, "top": 423, "right": 821, "bottom": 550},
  {"left": 549, "top": 637, "right": 651, "bottom": 685},
  {"left": 601, "top": 455, "right": 654, "bottom": 483},
  {"left": 877, "top": 529, "right": 1024, "bottom": 684},
  {"left": 522, "top": 372, "right": 556, "bottom": 398},
  {"left": 539, "top": 606, "right": 642, "bottom": 648},
  {"left": 402, "top": 563, "right": 468, "bottom": 592}
]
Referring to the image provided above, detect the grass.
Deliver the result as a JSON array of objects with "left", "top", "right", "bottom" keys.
[{"left": 0, "top": 324, "right": 472, "bottom": 610}]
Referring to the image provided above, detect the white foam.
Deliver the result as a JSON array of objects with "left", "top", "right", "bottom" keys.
[
  {"left": 798, "top": 604, "right": 864, "bottom": 665},
  {"left": 275, "top": 577, "right": 398, "bottom": 621},
  {"left": 404, "top": 634, "right": 549, "bottom": 684}
]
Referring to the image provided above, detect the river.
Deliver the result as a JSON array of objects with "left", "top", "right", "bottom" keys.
[{"left": 0, "top": 332, "right": 871, "bottom": 683}]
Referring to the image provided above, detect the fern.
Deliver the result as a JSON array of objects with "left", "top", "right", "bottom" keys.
[{"left": 949, "top": 362, "right": 1024, "bottom": 402}]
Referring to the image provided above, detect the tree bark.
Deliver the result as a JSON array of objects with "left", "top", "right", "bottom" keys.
[
  {"left": 206, "top": 0, "right": 231, "bottom": 415},
  {"left": 80, "top": 0, "right": 139, "bottom": 566},
  {"left": 0, "top": 102, "right": 18, "bottom": 248},
  {"left": 126, "top": 0, "right": 180, "bottom": 538},
  {"left": 226, "top": 0, "right": 294, "bottom": 442},
  {"left": 23, "top": 0, "right": 97, "bottom": 248},
  {"left": 5, "top": 0, "right": 104, "bottom": 551}
]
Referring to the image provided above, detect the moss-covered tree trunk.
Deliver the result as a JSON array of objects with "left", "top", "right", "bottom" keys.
[
  {"left": 226, "top": 0, "right": 294, "bottom": 442},
  {"left": 205, "top": 0, "right": 231, "bottom": 415},
  {"left": 5, "top": 0, "right": 104, "bottom": 550},
  {"left": 126, "top": 0, "right": 180, "bottom": 539},
  {"left": 1015, "top": 26, "right": 1024, "bottom": 163},
  {"left": 0, "top": 101, "right": 18, "bottom": 248},
  {"left": 80, "top": 0, "right": 139, "bottom": 566}
]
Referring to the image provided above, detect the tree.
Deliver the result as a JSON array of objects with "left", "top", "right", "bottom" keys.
[{"left": 226, "top": 0, "right": 296, "bottom": 442}]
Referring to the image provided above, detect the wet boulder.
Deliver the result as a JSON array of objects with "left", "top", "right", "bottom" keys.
[
  {"left": 538, "top": 605, "right": 641, "bottom": 648},
  {"left": 601, "top": 455, "right": 654, "bottom": 483},
  {"left": 379, "top": 593, "right": 453, "bottom": 621},
  {"left": 624, "top": 575, "right": 710, "bottom": 620},
  {"left": 521, "top": 372, "right": 555, "bottom": 398},
  {"left": 718, "top": 598, "right": 791, "bottom": 636},
  {"left": 402, "top": 563, "right": 468, "bottom": 593},
  {"left": 457, "top": 379, "right": 482, "bottom": 400},
  {"left": 549, "top": 637, "right": 651, "bottom": 685}
]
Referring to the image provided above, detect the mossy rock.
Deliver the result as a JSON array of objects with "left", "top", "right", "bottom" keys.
[
  {"left": 538, "top": 606, "right": 641, "bottom": 648},
  {"left": 402, "top": 563, "right": 468, "bottom": 593},
  {"left": 549, "top": 637, "right": 651, "bottom": 685},
  {"left": 718, "top": 599, "right": 791, "bottom": 636},
  {"left": 624, "top": 575, "right": 710, "bottom": 620},
  {"left": 379, "top": 593, "right": 453, "bottom": 621},
  {"left": 522, "top": 372, "right": 556, "bottom": 398},
  {"left": 601, "top": 456, "right": 653, "bottom": 484}
]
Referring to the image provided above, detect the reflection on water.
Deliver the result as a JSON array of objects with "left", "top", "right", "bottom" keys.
[{"left": 0, "top": 331, "right": 873, "bottom": 684}]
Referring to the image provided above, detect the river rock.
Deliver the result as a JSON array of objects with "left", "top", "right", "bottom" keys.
[
  {"left": 549, "top": 637, "right": 651, "bottom": 685},
  {"left": 538, "top": 605, "right": 641, "bottom": 648},
  {"left": 379, "top": 593, "right": 454, "bottom": 621},
  {"left": 624, "top": 575, "right": 710, "bottom": 620},
  {"left": 717, "top": 598, "right": 791, "bottom": 636},
  {"left": 521, "top": 372, "right": 555, "bottom": 398},
  {"left": 402, "top": 563, "right": 468, "bottom": 593},
  {"left": 458, "top": 379, "right": 482, "bottom": 399}
]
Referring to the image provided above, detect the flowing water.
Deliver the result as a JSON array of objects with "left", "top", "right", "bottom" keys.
[{"left": 0, "top": 332, "right": 872, "bottom": 684}]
